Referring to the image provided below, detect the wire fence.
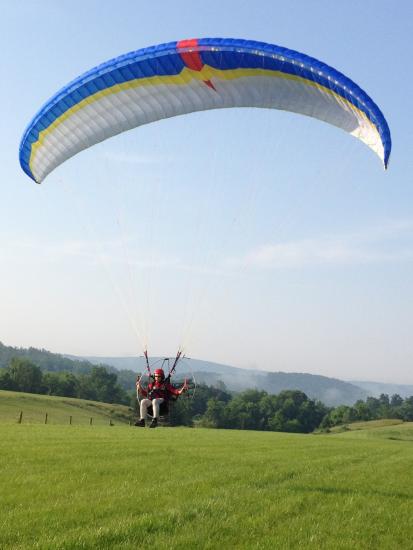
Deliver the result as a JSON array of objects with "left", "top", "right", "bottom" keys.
[{"left": 0, "top": 410, "right": 133, "bottom": 426}]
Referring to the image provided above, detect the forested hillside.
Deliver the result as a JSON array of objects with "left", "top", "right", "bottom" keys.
[
  {"left": 2, "top": 340, "right": 413, "bottom": 433},
  {"left": 0, "top": 342, "right": 112, "bottom": 374},
  {"left": 82, "top": 354, "right": 369, "bottom": 406},
  {"left": 2, "top": 342, "right": 411, "bottom": 409}
]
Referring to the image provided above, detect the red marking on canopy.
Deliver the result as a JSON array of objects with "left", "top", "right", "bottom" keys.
[
  {"left": 177, "top": 38, "right": 216, "bottom": 92},
  {"left": 203, "top": 79, "right": 216, "bottom": 91}
]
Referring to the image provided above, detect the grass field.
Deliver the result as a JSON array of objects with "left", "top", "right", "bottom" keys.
[
  {"left": 0, "top": 390, "right": 132, "bottom": 426},
  {"left": 1, "top": 396, "right": 412, "bottom": 549},
  {"left": 327, "top": 419, "right": 405, "bottom": 434},
  {"left": 338, "top": 421, "right": 413, "bottom": 442}
]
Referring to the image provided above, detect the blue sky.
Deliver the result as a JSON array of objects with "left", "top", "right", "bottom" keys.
[{"left": 1, "top": 1, "right": 412, "bottom": 383}]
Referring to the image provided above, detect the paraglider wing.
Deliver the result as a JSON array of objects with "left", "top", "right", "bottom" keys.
[{"left": 19, "top": 38, "right": 391, "bottom": 183}]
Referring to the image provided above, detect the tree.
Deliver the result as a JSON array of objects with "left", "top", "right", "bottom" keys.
[
  {"left": 42, "top": 372, "right": 79, "bottom": 397},
  {"left": 265, "top": 390, "right": 327, "bottom": 433},
  {"left": 353, "top": 400, "right": 371, "bottom": 421},
  {"left": 399, "top": 397, "right": 413, "bottom": 421},
  {"left": 90, "top": 367, "right": 119, "bottom": 402},
  {"left": 225, "top": 390, "right": 267, "bottom": 430},
  {"left": 77, "top": 366, "right": 128, "bottom": 404},
  {"left": 365, "top": 396, "right": 381, "bottom": 417},
  {"left": 297, "top": 399, "right": 328, "bottom": 433},
  {"left": 169, "top": 396, "right": 193, "bottom": 426},
  {"left": 42, "top": 372, "right": 62, "bottom": 395},
  {"left": 77, "top": 374, "right": 98, "bottom": 401},
  {"left": 328, "top": 405, "right": 354, "bottom": 426},
  {"left": 57, "top": 373, "right": 79, "bottom": 398},
  {"left": 0, "top": 368, "right": 15, "bottom": 390},
  {"left": 377, "top": 393, "right": 392, "bottom": 418},
  {"left": 8, "top": 357, "right": 43, "bottom": 393},
  {"left": 390, "top": 394, "right": 403, "bottom": 407},
  {"left": 199, "top": 398, "right": 228, "bottom": 428},
  {"left": 189, "top": 384, "right": 232, "bottom": 417}
]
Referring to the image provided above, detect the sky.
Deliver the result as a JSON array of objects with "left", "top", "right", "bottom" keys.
[{"left": 1, "top": 1, "right": 413, "bottom": 383}]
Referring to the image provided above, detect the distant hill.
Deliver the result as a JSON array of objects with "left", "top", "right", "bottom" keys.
[
  {"left": 79, "top": 355, "right": 368, "bottom": 407},
  {"left": 350, "top": 380, "right": 413, "bottom": 399},
  {"left": 2, "top": 341, "right": 411, "bottom": 407},
  {"left": 0, "top": 341, "right": 109, "bottom": 375}
]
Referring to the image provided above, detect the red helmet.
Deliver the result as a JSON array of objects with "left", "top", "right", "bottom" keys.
[{"left": 154, "top": 368, "right": 165, "bottom": 379}]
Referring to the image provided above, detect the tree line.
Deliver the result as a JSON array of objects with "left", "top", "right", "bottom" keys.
[
  {"left": 0, "top": 357, "right": 129, "bottom": 405},
  {"left": 188, "top": 388, "right": 328, "bottom": 433},
  {"left": 0, "top": 341, "right": 138, "bottom": 391},
  {"left": 320, "top": 393, "right": 413, "bottom": 427},
  {"left": 0, "top": 341, "right": 101, "bottom": 374},
  {"left": 1, "top": 356, "right": 413, "bottom": 432},
  {"left": 168, "top": 388, "right": 413, "bottom": 431}
]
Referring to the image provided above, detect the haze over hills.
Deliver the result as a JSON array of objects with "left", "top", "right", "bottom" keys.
[
  {"left": 79, "top": 355, "right": 370, "bottom": 406},
  {"left": 350, "top": 380, "right": 413, "bottom": 399},
  {"left": 2, "top": 341, "right": 411, "bottom": 407}
]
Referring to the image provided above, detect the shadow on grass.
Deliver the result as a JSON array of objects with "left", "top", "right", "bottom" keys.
[{"left": 290, "top": 485, "right": 413, "bottom": 500}]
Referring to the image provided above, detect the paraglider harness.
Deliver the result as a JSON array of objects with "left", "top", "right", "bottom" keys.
[{"left": 139, "top": 350, "right": 184, "bottom": 419}]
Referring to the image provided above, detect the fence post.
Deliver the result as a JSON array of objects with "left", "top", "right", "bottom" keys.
[
  {"left": 18, "top": 411, "right": 23, "bottom": 424},
  {"left": 69, "top": 415, "right": 72, "bottom": 425},
  {"left": 109, "top": 419, "right": 114, "bottom": 426},
  {"left": 45, "top": 412, "right": 48, "bottom": 425},
  {"left": 90, "top": 417, "right": 93, "bottom": 426}
]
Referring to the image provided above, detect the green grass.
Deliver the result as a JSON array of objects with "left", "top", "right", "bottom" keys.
[
  {"left": 0, "top": 390, "right": 132, "bottom": 426},
  {"left": 336, "top": 421, "right": 413, "bottom": 442},
  {"left": 1, "top": 421, "right": 412, "bottom": 549},
  {"left": 328, "top": 419, "right": 404, "bottom": 434}
]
